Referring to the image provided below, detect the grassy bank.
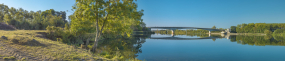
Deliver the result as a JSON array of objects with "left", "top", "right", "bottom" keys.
[{"left": 0, "top": 30, "right": 111, "bottom": 61}]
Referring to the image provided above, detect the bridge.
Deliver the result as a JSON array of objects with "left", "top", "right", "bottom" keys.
[
  {"left": 149, "top": 36, "right": 224, "bottom": 40},
  {"left": 147, "top": 27, "right": 229, "bottom": 36},
  {"left": 148, "top": 33, "right": 231, "bottom": 40}
]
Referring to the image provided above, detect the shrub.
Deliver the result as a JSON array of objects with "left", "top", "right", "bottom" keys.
[
  {"left": 46, "top": 25, "right": 83, "bottom": 44},
  {"left": 273, "top": 29, "right": 284, "bottom": 35},
  {"left": 264, "top": 29, "right": 272, "bottom": 35}
]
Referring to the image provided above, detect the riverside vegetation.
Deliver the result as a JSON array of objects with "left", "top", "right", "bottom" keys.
[
  {"left": 0, "top": 0, "right": 148, "bottom": 61},
  {"left": 155, "top": 23, "right": 285, "bottom": 38},
  {"left": 1, "top": 0, "right": 285, "bottom": 60}
]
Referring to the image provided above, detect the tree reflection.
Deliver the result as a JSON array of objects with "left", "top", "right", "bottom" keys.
[
  {"left": 231, "top": 35, "right": 285, "bottom": 46},
  {"left": 212, "top": 38, "right": 216, "bottom": 41},
  {"left": 95, "top": 37, "right": 146, "bottom": 60}
]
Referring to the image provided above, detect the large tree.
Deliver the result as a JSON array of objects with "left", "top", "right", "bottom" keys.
[
  {"left": 230, "top": 26, "right": 237, "bottom": 33},
  {"left": 71, "top": 0, "right": 144, "bottom": 52}
]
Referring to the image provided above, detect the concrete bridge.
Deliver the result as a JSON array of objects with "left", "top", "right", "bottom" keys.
[
  {"left": 149, "top": 36, "right": 224, "bottom": 40},
  {"left": 148, "top": 33, "right": 232, "bottom": 40},
  {"left": 147, "top": 27, "right": 229, "bottom": 36}
]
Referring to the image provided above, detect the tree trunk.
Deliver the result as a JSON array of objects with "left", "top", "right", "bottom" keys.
[
  {"left": 92, "top": 6, "right": 100, "bottom": 52},
  {"left": 92, "top": 23, "right": 99, "bottom": 52}
]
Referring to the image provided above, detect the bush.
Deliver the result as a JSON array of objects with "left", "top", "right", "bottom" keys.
[
  {"left": 264, "top": 29, "right": 272, "bottom": 35},
  {"left": 46, "top": 25, "right": 83, "bottom": 44},
  {"left": 273, "top": 29, "right": 284, "bottom": 35}
]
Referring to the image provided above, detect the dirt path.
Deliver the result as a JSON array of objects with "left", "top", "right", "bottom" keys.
[{"left": 0, "top": 40, "right": 55, "bottom": 61}]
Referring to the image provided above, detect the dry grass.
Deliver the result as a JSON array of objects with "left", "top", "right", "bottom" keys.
[
  {"left": 0, "top": 30, "right": 106, "bottom": 60},
  {"left": 3, "top": 56, "right": 15, "bottom": 60}
]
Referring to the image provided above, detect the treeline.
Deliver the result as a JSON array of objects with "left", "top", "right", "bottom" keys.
[
  {"left": 0, "top": 3, "right": 147, "bottom": 44},
  {"left": 230, "top": 23, "right": 285, "bottom": 33},
  {"left": 0, "top": 4, "right": 67, "bottom": 30},
  {"left": 272, "top": 29, "right": 285, "bottom": 40}
]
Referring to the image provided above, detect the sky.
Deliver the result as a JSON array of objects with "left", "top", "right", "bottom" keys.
[{"left": 1, "top": 0, "right": 285, "bottom": 28}]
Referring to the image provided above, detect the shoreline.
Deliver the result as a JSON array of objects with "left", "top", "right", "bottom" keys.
[{"left": 209, "top": 33, "right": 266, "bottom": 35}]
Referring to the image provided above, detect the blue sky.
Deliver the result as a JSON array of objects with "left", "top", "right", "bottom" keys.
[{"left": 1, "top": 0, "right": 285, "bottom": 28}]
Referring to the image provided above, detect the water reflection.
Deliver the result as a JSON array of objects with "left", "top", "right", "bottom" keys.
[
  {"left": 96, "top": 33, "right": 285, "bottom": 61},
  {"left": 231, "top": 35, "right": 285, "bottom": 46},
  {"left": 96, "top": 37, "right": 146, "bottom": 60}
]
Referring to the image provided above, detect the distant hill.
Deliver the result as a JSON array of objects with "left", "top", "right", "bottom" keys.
[{"left": 0, "top": 22, "right": 16, "bottom": 30}]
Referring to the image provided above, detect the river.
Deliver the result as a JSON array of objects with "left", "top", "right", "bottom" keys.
[{"left": 96, "top": 33, "right": 285, "bottom": 61}]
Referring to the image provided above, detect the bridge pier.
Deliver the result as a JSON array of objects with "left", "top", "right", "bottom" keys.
[
  {"left": 171, "top": 30, "right": 174, "bottom": 35},
  {"left": 171, "top": 30, "right": 174, "bottom": 37},
  {"left": 171, "top": 29, "right": 177, "bottom": 37},
  {"left": 209, "top": 31, "right": 211, "bottom": 37},
  {"left": 209, "top": 31, "right": 211, "bottom": 34}
]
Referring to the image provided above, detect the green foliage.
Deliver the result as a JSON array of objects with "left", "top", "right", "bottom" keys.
[
  {"left": 212, "top": 26, "right": 216, "bottom": 29},
  {"left": 234, "top": 23, "right": 285, "bottom": 33},
  {"left": 233, "top": 35, "right": 285, "bottom": 46},
  {"left": 70, "top": 0, "right": 144, "bottom": 39},
  {"left": 230, "top": 26, "right": 237, "bottom": 33},
  {"left": 46, "top": 26, "right": 91, "bottom": 44},
  {"left": 3, "top": 14, "right": 11, "bottom": 24},
  {"left": 264, "top": 29, "right": 272, "bottom": 35},
  {"left": 272, "top": 29, "right": 285, "bottom": 41},
  {"left": 47, "top": 26, "right": 75, "bottom": 44},
  {"left": 0, "top": 4, "right": 68, "bottom": 30},
  {"left": 97, "top": 37, "right": 145, "bottom": 61},
  {"left": 273, "top": 29, "right": 284, "bottom": 35}
]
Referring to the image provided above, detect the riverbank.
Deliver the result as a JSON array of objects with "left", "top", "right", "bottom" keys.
[{"left": 0, "top": 30, "right": 112, "bottom": 61}]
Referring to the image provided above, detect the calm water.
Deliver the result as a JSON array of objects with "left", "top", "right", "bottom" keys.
[{"left": 97, "top": 34, "right": 285, "bottom": 61}]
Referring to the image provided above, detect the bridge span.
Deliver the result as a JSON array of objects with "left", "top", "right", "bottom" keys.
[{"left": 147, "top": 27, "right": 227, "bottom": 35}]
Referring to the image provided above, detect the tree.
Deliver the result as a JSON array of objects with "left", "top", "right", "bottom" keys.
[
  {"left": 273, "top": 29, "right": 284, "bottom": 35},
  {"left": 264, "top": 29, "right": 272, "bottom": 35},
  {"left": 230, "top": 26, "right": 237, "bottom": 33},
  {"left": 71, "top": 0, "right": 144, "bottom": 52},
  {"left": 212, "top": 25, "right": 216, "bottom": 29},
  {"left": 3, "top": 14, "right": 11, "bottom": 24}
]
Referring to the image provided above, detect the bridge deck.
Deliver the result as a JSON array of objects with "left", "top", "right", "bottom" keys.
[{"left": 148, "top": 27, "right": 224, "bottom": 31}]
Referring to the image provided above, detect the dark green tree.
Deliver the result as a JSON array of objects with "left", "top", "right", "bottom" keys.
[{"left": 230, "top": 26, "right": 237, "bottom": 33}]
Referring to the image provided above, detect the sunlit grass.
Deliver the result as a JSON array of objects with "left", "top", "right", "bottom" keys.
[
  {"left": 3, "top": 56, "right": 15, "bottom": 60},
  {"left": 0, "top": 30, "right": 103, "bottom": 60}
]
